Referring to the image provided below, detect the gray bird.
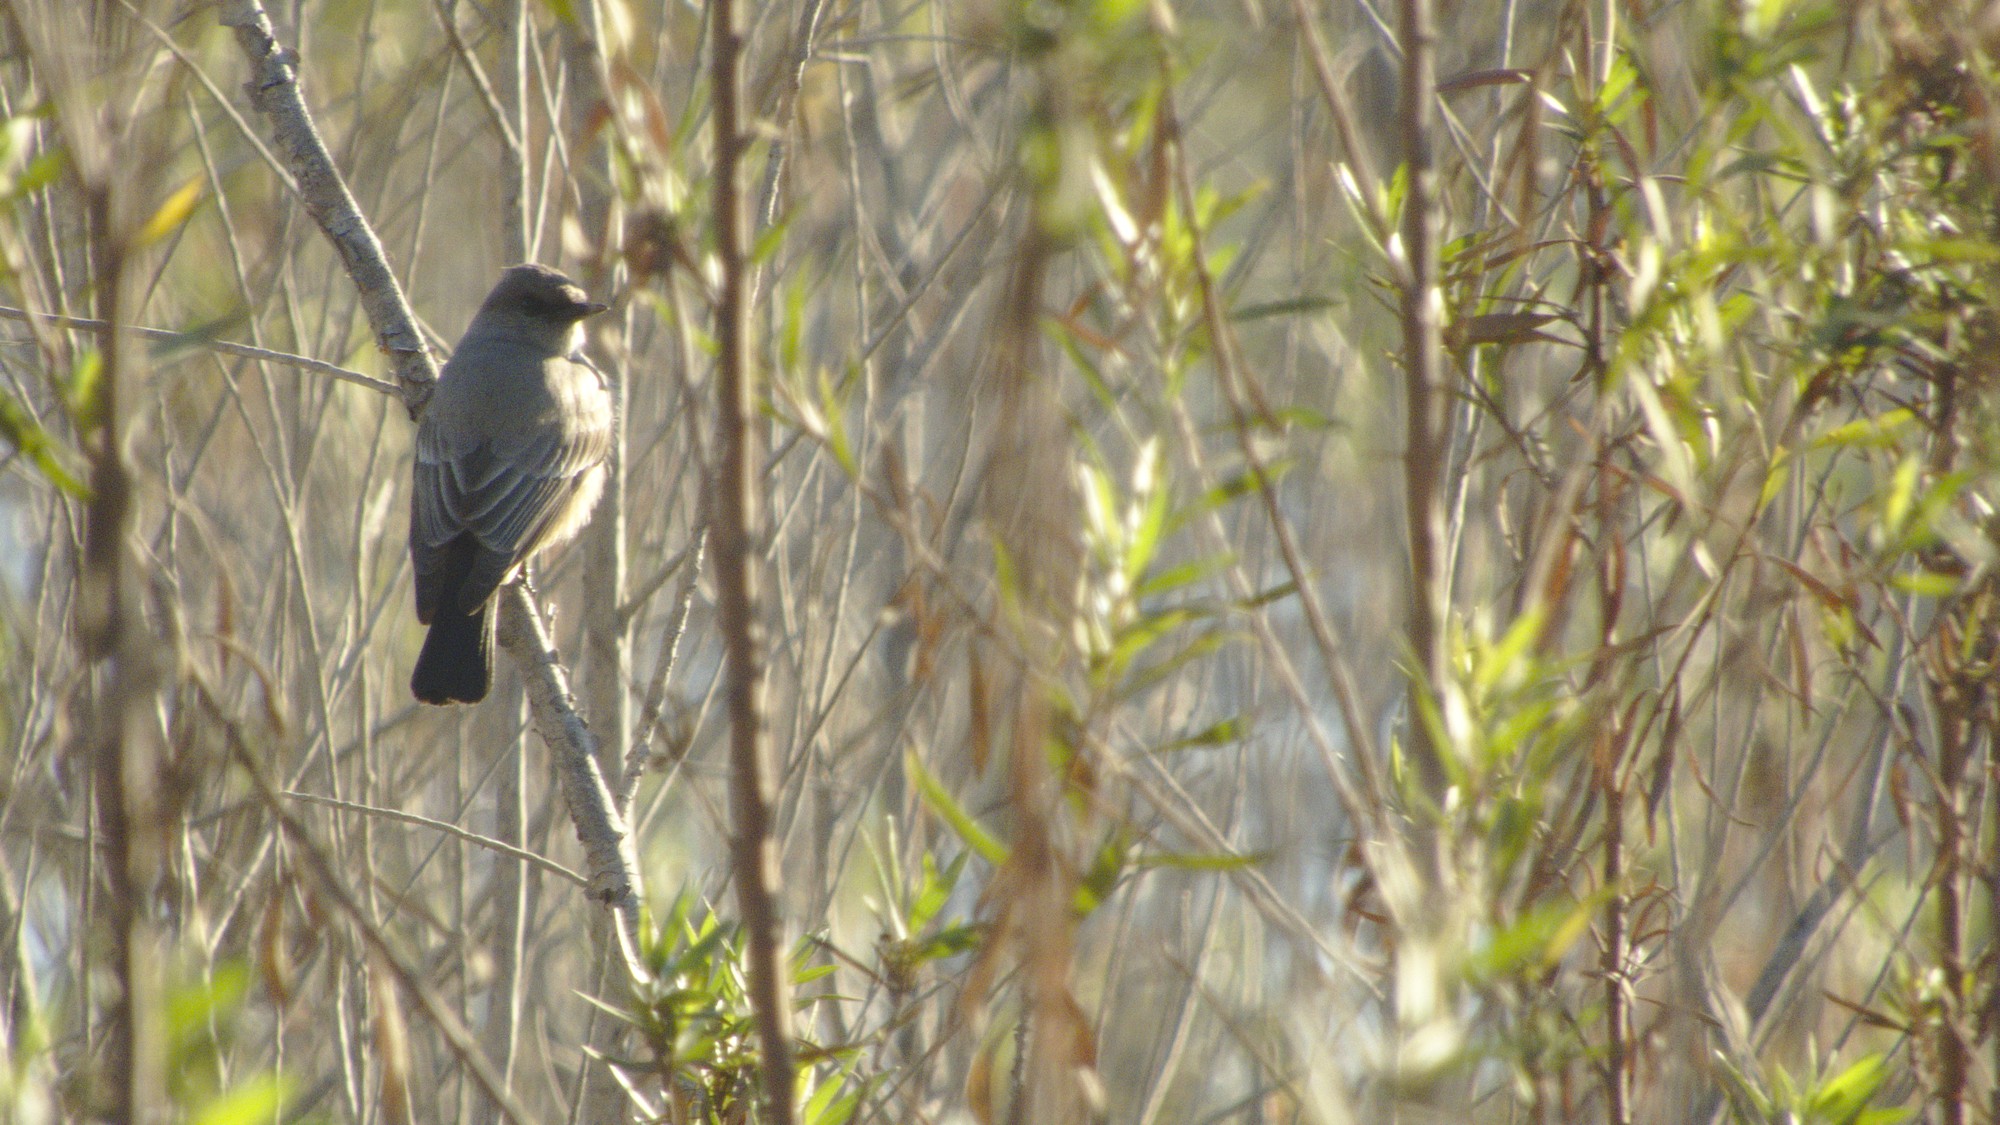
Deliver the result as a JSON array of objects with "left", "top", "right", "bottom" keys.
[{"left": 410, "top": 264, "right": 613, "bottom": 704}]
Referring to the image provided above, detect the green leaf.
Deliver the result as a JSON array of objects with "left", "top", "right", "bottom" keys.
[
  {"left": 8, "top": 150, "right": 62, "bottom": 199},
  {"left": 1124, "top": 441, "right": 1167, "bottom": 583},
  {"left": 0, "top": 390, "right": 88, "bottom": 498},
  {"left": 910, "top": 922, "right": 984, "bottom": 962},
  {"left": 1116, "top": 631, "right": 1233, "bottom": 700},
  {"left": 803, "top": 1070, "right": 862, "bottom": 1125},
  {"left": 1104, "top": 607, "right": 1192, "bottom": 675},
  {"left": 0, "top": 112, "right": 58, "bottom": 199},
  {"left": 65, "top": 348, "right": 104, "bottom": 435},
  {"left": 1889, "top": 570, "right": 1959, "bottom": 598},
  {"left": 1461, "top": 896, "right": 1599, "bottom": 983},
  {"left": 1079, "top": 459, "right": 1117, "bottom": 557},
  {"left": 1235, "top": 581, "right": 1296, "bottom": 610},
  {"left": 1480, "top": 696, "right": 1558, "bottom": 766},
  {"left": 1179, "top": 461, "right": 1293, "bottom": 530},
  {"left": 819, "top": 365, "right": 858, "bottom": 479},
  {"left": 1807, "top": 1052, "right": 1895, "bottom": 1120},
  {"left": 908, "top": 752, "right": 1008, "bottom": 865},
  {"left": 1132, "top": 849, "right": 1263, "bottom": 871},
  {"left": 166, "top": 962, "right": 250, "bottom": 1051},
  {"left": 532, "top": 0, "right": 580, "bottom": 24},
  {"left": 189, "top": 1074, "right": 290, "bottom": 1125},
  {"left": 909, "top": 851, "right": 968, "bottom": 934},
  {"left": 780, "top": 274, "right": 807, "bottom": 371},
  {"left": 1231, "top": 295, "right": 1336, "bottom": 321},
  {"left": 1074, "top": 829, "right": 1132, "bottom": 915},
  {"left": 138, "top": 178, "right": 204, "bottom": 246},
  {"left": 751, "top": 211, "right": 792, "bottom": 266},
  {"left": 1811, "top": 408, "right": 1913, "bottom": 449},
  {"left": 1471, "top": 607, "right": 1543, "bottom": 695},
  {"left": 1154, "top": 715, "right": 1245, "bottom": 753},
  {"left": 1878, "top": 455, "right": 1919, "bottom": 541},
  {"left": 1135, "top": 552, "right": 1231, "bottom": 599},
  {"left": 1596, "top": 49, "right": 1638, "bottom": 121}
]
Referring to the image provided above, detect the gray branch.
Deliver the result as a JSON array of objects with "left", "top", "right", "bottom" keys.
[
  {"left": 499, "top": 585, "right": 647, "bottom": 977},
  {"left": 219, "top": 0, "right": 436, "bottom": 415},
  {"left": 220, "top": 0, "right": 647, "bottom": 983}
]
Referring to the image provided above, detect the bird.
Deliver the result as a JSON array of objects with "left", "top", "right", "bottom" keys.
[{"left": 409, "top": 263, "right": 614, "bottom": 705}]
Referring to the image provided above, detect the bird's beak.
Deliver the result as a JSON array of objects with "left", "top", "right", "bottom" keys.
[{"left": 584, "top": 302, "right": 611, "bottom": 317}]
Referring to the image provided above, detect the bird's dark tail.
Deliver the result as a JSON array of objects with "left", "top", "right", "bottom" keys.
[{"left": 411, "top": 601, "right": 493, "bottom": 704}]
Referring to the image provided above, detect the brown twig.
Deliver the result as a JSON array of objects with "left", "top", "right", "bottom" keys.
[
  {"left": 283, "top": 790, "right": 588, "bottom": 887},
  {"left": 79, "top": 181, "right": 169, "bottom": 1125},
  {"left": 1285, "top": 0, "right": 1387, "bottom": 240},
  {"left": 219, "top": 3, "right": 656, "bottom": 1094},
  {"left": 624, "top": 531, "right": 707, "bottom": 817},
  {"left": 1397, "top": 0, "right": 1450, "bottom": 800},
  {"left": 428, "top": 0, "right": 525, "bottom": 170},
  {"left": 709, "top": 0, "right": 798, "bottom": 1110},
  {"left": 1599, "top": 731, "right": 1632, "bottom": 1125}
]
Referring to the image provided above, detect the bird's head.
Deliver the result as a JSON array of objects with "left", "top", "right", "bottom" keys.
[{"left": 476, "top": 263, "right": 610, "bottom": 350}]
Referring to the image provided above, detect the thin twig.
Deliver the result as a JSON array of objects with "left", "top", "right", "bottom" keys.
[
  {"left": 0, "top": 305, "right": 394, "bottom": 397},
  {"left": 1158, "top": 86, "right": 1385, "bottom": 832},
  {"left": 428, "top": 0, "right": 525, "bottom": 165},
  {"left": 284, "top": 790, "right": 588, "bottom": 887},
  {"left": 213, "top": 692, "right": 538, "bottom": 1125},
  {"left": 624, "top": 530, "right": 706, "bottom": 817},
  {"left": 1285, "top": 0, "right": 1387, "bottom": 239}
]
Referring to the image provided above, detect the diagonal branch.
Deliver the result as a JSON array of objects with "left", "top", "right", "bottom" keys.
[
  {"left": 218, "top": 0, "right": 648, "bottom": 985},
  {"left": 218, "top": 0, "right": 436, "bottom": 415},
  {"left": 498, "top": 586, "right": 648, "bottom": 978}
]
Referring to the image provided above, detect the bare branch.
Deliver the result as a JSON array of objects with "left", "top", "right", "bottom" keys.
[
  {"left": 710, "top": 0, "right": 798, "bottom": 1112},
  {"left": 219, "top": 0, "right": 436, "bottom": 414},
  {"left": 497, "top": 585, "right": 648, "bottom": 977},
  {"left": 283, "top": 790, "right": 589, "bottom": 888},
  {"left": 1396, "top": 0, "right": 1448, "bottom": 800},
  {"left": 0, "top": 304, "right": 394, "bottom": 396}
]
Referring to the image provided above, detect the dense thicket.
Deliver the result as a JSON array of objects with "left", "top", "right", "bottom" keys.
[{"left": 0, "top": 0, "right": 1992, "bottom": 1121}]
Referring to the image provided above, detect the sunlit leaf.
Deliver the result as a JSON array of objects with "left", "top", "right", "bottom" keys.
[
  {"left": 138, "top": 177, "right": 204, "bottom": 246},
  {"left": 0, "top": 390, "right": 88, "bottom": 498},
  {"left": 189, "top": 1074, "right": 290, "bottom": 1125},
  {"left": 1889, "top": 570, "right": 1959, "bottom": 598},
  {"left": 1153, "top": 715, "right": 1244, "bottom": 753}
]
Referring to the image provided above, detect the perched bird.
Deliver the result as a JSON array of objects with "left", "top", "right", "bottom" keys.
[{"left": 409, "top": 264, "right": 613, "bottom": 704}]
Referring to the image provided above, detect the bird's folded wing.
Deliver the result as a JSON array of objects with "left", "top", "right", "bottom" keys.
[{"left": 412, "top": 399, "right": 612, "bottom": 614}]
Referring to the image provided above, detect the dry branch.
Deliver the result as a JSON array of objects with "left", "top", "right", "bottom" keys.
[
  {"left": 219, "top": 0, "right": 436, "bottom": 413},
  {"left": 1396, "top": 0, "right": 1449, "bottom": 800},
  {"left": 218, "top": 0, "right": 651, "bottom": 1011},
  {"left": 0, "top": 305, "right": 392, "bottom": 396},
  {"left": 709, "top": 0, "right": 799, "bottom": 1112},
  {"left": 498, "top": 587, "right": 648, "bottom": 971}
]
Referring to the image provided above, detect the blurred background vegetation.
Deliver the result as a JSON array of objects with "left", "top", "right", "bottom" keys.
[{"left": 0, "top": 0, "right": 1994, "bottom": 1121}]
